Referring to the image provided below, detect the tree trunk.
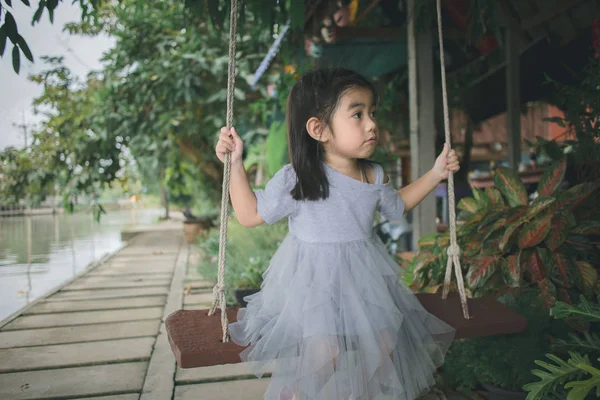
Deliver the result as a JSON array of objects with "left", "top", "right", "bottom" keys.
[{"left": 159, "top": 171, "right": 169, "bottom": 219}]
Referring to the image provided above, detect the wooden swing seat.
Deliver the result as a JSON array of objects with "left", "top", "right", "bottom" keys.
[{"left": 166, "top": 292, "right": 527, "bottom": 369}]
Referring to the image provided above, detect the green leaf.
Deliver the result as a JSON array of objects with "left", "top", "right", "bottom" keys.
[
  {"left": 17, "top": 34, "right": 33, "bottom": 62},
  {"left": 565, "top": 361, "right": 600, "bottom": 400},
  {"left": 573, "top": 221, "right": 600, "bottom": 236},
  {"left": 485, "top": 187, "right": 504, "bottom": 206},
  {"left": 527, "top": 196, "right": 556, "bottom": 219},
  {"left": 523, "top": 353, "right": 586, "bottom": 400},
  {"left": 457, "top": 197, "right": 480, "bottom": 214},
  {"left": 472, "top": 188, "right": 490, "bottom": 207},
  {"left": 576, "top": 261, "right": 597, "bottom": 294},
  {"left": 494, "top": 166, "right": 528, "bottom": 207},
  {"left": 21, "top": 0, "right": 31, "bottom": 6},
  {"left": 545, "top": 214, "right": 569, "bottom": 251},
  {"left": 518, "top": 214, "right": 552, "bottom": 249},
  {"left": 501, "top": 254, "right": 520, "bottom": 287},
  {"left": 417, "top": 232, "right": 438, "bottom": 249},
  {"left": 551, "top": 296, "right": 600, "bottom": 322},
  {"left": 538, "top": 159, "right": 567, "bottom": 197},
  {"left": 265, "top": 120, "right": 287, "bottom": 176},
  {"left": 32, "top": 2, "right": 45, "bottom": 24},
  {"left": 12, "top": 44, "right": 20, "bottom": 73},
  {"left": 0, "top": 25, "right": 7, "bottom": 57},
  {"left": 466, "top": 255, "right": 498, "bottom": 289},
  {"left": 4, "top": 11, "right": 18, "bottom": 42}
]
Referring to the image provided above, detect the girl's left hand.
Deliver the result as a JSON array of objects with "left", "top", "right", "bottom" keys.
[{"left": 432, "top": 143, "right": 460, "bottom": 181}]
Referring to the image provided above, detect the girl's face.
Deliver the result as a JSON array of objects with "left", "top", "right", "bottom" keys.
[{"left": 324, "top": 87, "right": 378, "bottom": 161}]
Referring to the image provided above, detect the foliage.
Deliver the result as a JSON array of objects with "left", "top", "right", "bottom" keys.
[
  {"left": 94, "top": 0, "right": 276, "bottom": 203},
  {"left": 528, "top": 57, "right": 600, "bottom": 182},
  {"left": 524, "top": 296, "right": 600, "bottom": 400},
  {"left": 441, "top": 289, "right": 565, "bottom": 391},
  {"left": 196, "top": 218, "right": 288, "bottom": 305},
  {"left": 409, "top": 159, "right": 600, "bottom": 303},
  {"left": 0, "top": 0, "right": 108, "bottom": 73}
]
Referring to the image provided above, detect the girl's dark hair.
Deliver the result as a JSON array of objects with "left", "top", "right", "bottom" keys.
[{"left": 287, "top": 68, "right": 378, "bottom": 201}]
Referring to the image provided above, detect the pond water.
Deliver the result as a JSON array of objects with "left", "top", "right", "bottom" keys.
[{"left": 0, "top": 208, "right": 163, "bottom": 322}]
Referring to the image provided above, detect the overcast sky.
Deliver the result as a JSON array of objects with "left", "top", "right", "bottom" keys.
[{"left": 0, "top": 2, "right": 114, "bottom": 150}]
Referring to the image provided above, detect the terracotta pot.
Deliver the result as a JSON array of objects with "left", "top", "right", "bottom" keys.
[
  {"left": 482, "top": 383, "right": 527, "bottom": 400},
  {"left": 183, "top": 221, "right": 206, "bottom": 243}
]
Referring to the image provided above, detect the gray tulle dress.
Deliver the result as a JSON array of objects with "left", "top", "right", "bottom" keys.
[{"left": 229, "top": 163, "right": 455, "bottom": 400}]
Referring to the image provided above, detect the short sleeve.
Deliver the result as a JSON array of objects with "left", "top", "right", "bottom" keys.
[
  {"left": 255, "top": 164, "right": 297, "bottom": 225},
  {"left": 379, "top": 181, "right": 405, "bottom": 222}
]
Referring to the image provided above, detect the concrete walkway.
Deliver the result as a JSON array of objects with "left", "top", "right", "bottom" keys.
[{"left": 0, "top": 221, "right": 185, "bottom": 400}]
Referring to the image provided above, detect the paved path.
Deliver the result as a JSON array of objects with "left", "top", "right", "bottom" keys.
[{"left": 0, "top": 221, "right": 184, "bottom": 400}]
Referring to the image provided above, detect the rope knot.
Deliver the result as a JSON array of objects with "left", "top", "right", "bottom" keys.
[
  {"left": 447, "top": 245, "right": 461, "bottom": 257},
  {"left": 213, "top": 283, "right": 226, "bottom": 294}
]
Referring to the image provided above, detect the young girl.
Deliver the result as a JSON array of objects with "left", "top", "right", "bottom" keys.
[{"left": 215, "top": 68, "right": 459, "bottom": 400}]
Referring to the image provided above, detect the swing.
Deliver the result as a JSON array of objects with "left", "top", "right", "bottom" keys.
[{"left": 166, "top": 0, "right": 527, "bottom": 369}]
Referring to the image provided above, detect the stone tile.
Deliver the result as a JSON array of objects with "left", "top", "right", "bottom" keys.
[
  {"left": 183, "top": 292, "right": 214, "bottom": 306},
  {"left": 3, "top": 307, "right": 163, "bottom": 330},
  {"left": 64, "top": 277, "right": 171, "bottom": 291},
  {"left": 87, "top": 270, "right": 172, "bottom": 278},
  {"left": 50, "top": 287, "right": 169, "bottom": 301},
  {"left": 71, "top": 395, "right": 140, "bottom": 400},
  {"left": 0, "top": 337, "right": 154, "bottom": 372},
  {"left": 26, "top": 297, "right": 165, "bottom": 314},
  {"left": 174, "top": 379, "right": 269, "bottom": 400},
  {"left": 0, "top": 362, "right": 146, "bottom": 400},
  {"left": 0, "top": 320, "right": 160, "bottom": 348},
  {"left": 175, "top": 363, "right": 258, "bottom": 384}
]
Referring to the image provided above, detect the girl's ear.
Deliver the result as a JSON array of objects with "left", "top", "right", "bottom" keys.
[{"left": 306, "top": 117, "right": 330, "bottom": 143}]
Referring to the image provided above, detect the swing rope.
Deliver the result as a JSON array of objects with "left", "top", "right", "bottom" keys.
[
  {"left": 208, "top": 0, "right": 239, "bottom": 343},
  {"left": 435, "top": 0, "right": 470, "bottom": 319}
]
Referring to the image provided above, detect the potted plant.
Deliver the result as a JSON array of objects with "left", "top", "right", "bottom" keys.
[
  {"left": 441, "top": 289, "right": 567, "bottom": 399},
  {"left": 234, "top": 262, "right": 265, "bottom": 307},
  {"left": 408, "top": 159, "right": 600, "bottom": 305}
]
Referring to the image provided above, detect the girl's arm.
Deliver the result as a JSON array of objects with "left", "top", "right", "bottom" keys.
[
  {"left": 397, "top": 170, "right": 441, "bottom": 212},
  {"left": 215, "top": 127, "right": 264, "bottom": 228},
  {"left": 229, "top": 162, "right": 264, "bottom": 228},
  {"left": 397, "top": 143, "right": 460, "bottom": 213}
]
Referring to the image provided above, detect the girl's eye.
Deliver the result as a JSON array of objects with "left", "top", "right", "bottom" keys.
[
  {"left": 352, "top": 112, "right": 362, "bottom": 119},
  {"left": 370, "top": 111, "right": 376, "bottom": 118}
]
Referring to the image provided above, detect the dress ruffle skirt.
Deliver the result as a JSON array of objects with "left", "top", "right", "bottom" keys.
[{"left": 229, "top": 234, "right": 455, "bottom": 400}]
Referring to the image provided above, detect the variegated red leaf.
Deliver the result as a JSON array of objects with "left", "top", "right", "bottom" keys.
[
  {"left": 577, "top": 261, "right": 598, "bottom": 293},
  {"left": 538, "top": 159, "right": 567, "bottom": 197},
  {"left": 466, "top": 256, "right": 498, "bottom": 289},
  {"left": 485, "top": 187, "right": 504, "bottom": 206},
  {"left": 552, "top": 252, "right": 572, "bottom": 288},
  {"left": 418, "top": 232, "right": 438, "bottom": 249},
  {"left": 544, "top": 215, "right": 569, "bottom": 250},
  {"left": 501, "top": 254, "right": 520, "bottom": 287},
  {"left": 527, "top": 197, "right": 556, "bottom": 220},
  {"left": 573, "top": 221, "right": 600, "bottom": 236},
  {"left": 518, "top": 214, "right": 552, "bottom": 249},
  {"left": 537, "top": 278, "right": 557, "bottom": 308},
  {"left": 528, "top": 250, "right": 546, "bottom": 282},
  {"left": 457, "top": 197, "right": 480, "bottom": 214},
  {"left": 493, "top": 167, "right": 528, "bottom": 207}
]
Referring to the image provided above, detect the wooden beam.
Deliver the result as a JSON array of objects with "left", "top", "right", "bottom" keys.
[
  {"left": 407, "top": 0, "right": 437, "bottom": 249},
  {"left": 520, "top": 0, "right": 586, "bottom": 31},
  {"left": 506, "top": 22, "right": 521, "bottom": 170}
]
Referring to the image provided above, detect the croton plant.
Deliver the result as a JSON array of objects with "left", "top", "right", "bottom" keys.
[{"left": 411, "top": 159, "right": 600, "bottom": 305}]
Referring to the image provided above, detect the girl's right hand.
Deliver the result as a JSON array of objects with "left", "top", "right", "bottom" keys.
[{"left": 215, "top": 126, "right": 244, "bottom": 166}]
